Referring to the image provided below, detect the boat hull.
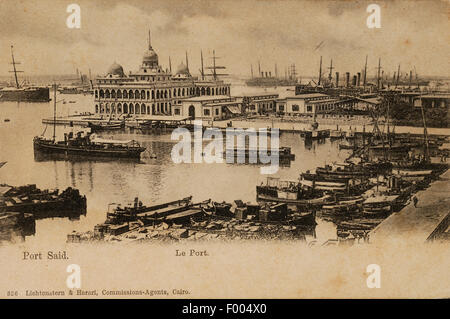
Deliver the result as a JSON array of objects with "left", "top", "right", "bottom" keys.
[
  {"left": 33, "top": 139, "right": 145, "bottom": 159},
  {"left": 0, "top": 87, "right": 50, "bottom": 102}
]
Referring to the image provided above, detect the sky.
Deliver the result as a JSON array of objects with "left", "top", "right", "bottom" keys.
[{"left": 0, "top": 0, "right": 449, "bottom": 79}]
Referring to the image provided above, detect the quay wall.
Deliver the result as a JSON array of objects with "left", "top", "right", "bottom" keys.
[{"left": 42, "top": 115, "right": 450, "bottom": 137}]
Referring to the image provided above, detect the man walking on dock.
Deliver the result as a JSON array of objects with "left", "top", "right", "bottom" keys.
[{"left": 413, "top": 196, "right": 418, "bottom": 208}]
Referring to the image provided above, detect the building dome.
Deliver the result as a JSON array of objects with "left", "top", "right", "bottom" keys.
[
  {"left": 176, "top": 62, "right": 190, "bottom": 75},
  {"left": 143, "top": 48, "right": 158, "bottom": 62},
  {"left": 107, "top": 62, "right": 124, "bottom": 77}
]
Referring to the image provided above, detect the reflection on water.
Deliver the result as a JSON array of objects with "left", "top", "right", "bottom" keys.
[{"left": 0, "top": 93, "right": 353, "bottom": 244}]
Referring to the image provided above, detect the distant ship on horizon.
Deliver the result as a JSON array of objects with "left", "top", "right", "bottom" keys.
[
  {"left": 245, "top": 62, "right": 299, "bottom": 87},
  {"left": 0, "top": 45, "right": 50, "bottom": 102}
]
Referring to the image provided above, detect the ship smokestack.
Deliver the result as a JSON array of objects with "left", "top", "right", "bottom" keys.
[
  {"left": 345, "top": 72, "right": 350, "bottom": 87},
  {"left": 352, "top": 75, "right": 357, "bottom": 86},
  {"left": 357, "top": 72, "right": 361, "bottom": 87},
  {"left": 335, "top": 72, "right": 339, "bottom": 87}
]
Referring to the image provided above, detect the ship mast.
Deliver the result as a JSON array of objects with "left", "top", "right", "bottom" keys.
[
  {"left": 52, "top": 84, "right": 57, "bottom": 142},
  {"left": 200, "top": 50, "right": 204, "bottom": 80},
  {"left": 395, "top": 64, "right": 400, "bottom": 88},
  {"left": 318, "top": 56, "right": 322, "bottom": 86},
  {"left": 363, "top": 55, "right": 368, "bottom": 90},
  {"left": 376, "top": 58, "right": 382, "bottom": 90},
  {"left": 420, "top": 103, "right": 430, "bottom": 162},
  {"left": 205, "top": 50, "right": 228, "bottom": 80},
  {"left": 9, "top": 45, "right": 23, "bottom": 89},
  {"left": 327, "top": 59, "right": 334, "bottom": 82}
]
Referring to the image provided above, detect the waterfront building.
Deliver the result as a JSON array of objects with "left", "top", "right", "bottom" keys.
[
  {"left": 179, "top": 96, "right": 241, "bottom": 121},
  {"left": 93, "top": 30, "right": 230, "bottom": 119},
  {"left": 239, "top": 93, "right": 279, "bottom": 115},
  {"left": 275, "top": 93, "right": 359, "bottom": 116}
]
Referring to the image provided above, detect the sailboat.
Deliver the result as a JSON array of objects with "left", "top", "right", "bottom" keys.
[{"left": 0, "top": 45, "right": 50, "bottom": 102}]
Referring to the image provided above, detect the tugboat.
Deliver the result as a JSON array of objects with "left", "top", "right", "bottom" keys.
[
  {"left": 33, "top": 132, "right": 146, "bottom": 159},
  {"left": 33, "top": 85, "right": 146, "bottom": 159}
]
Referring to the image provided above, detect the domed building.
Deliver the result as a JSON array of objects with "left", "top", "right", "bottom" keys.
[
  {"left": 173, "top": 62, "right": 191, "bottom": 79},
  {"left": 106, "top": 62, "right": 125, "bottom": 78},
  {"left": 94, "top": 29, "right": 231, "bottom": 119},
  {"left": 142, "top": 31, "right": 159, "bottom": 69}
]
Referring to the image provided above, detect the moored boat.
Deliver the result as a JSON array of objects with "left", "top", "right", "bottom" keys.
[{"left": 33, "top": 132, "right": 146, "bottom": 159}]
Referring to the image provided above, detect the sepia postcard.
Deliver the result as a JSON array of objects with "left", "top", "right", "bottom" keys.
[{"left": 0, "top": 0, "right": 449, "bottom": 302}]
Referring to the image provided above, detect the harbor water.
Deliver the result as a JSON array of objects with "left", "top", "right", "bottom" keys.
[{"left": 0, "top": 91, "right": 376, "bottom": 244}]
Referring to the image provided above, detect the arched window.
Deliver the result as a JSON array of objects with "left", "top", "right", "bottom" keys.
[
  {"left": 135, "top": 104, "right": 140, "bottom": 114},
  {"left": 123, "top": 103, "right": 128, "bottom": 113},
  {"left": 196, "top": 87, "right": 200, "bottom": 95},
  {"left": 129, "top": 90, "right": 134, "bottom": 99},
  {"left": 182, "top": 88, "right": 185, "bottom": 96},
  {"left": 165, "top": 90, "right": 168, "bottom": 98},
  {"left": 129, "top": 103, "right": 134, "bottom": 114},
  {"left": 206, "top": 87, "right": 210, "bottom": 95},
  {"left": 100, "top": 103, "right": 104, "bottom": 113},
  {"left": 99, "top": 90, "right": 104, "bottom": 98},
  {"left": 117, "top": 103, "right": 122, "bottom": 113},
  {"left": 135, "top": 90, "right": 140, "bottom": 99},
  {"left": 105, "top": 103, "right": 110, "bottom": 113},
  {"left": 111, "top": 90, "right": 116, "bottom": 99},
  {"left": 156, "top": 90, "right": 160, "bottom": 99},
  {"left": 141, "top": 104, "right": 146, "bottom": 114},
  {"left": 105, "top": 90, "right": 110, "bottom": 98},
  {"left": 147, "top": 106, "right": 150, "bottom": 114},
  {"left": 111, "top": 103, "right": 116, "bottom": 113},
  {"left": 152, "top": 90, "right": 155, "bottom": 99},
  {"left": 146, "top": 90, "right": 150, "bottom": 100},
  {"left": 173, "top": 88, "right": 177, "bottom": 97},
  {"left": 216, "top": 88, "right": 219, "bottom": 95},
  {"left": 201, "top": 87, "right": 205, "bottom": 95},
  {"left": 123, "top": 90, "right": 128, "bottom": 99},
  {"left": 152, "top": 104, "right": 155, "bottom": 114},
  {"left": 95, "top": 104, "right": 99, "bottom": 113},
  {"left": 95, "top": 90, "right": 98, "bottom": 98},
  {"left": 178, "top": 88, "right": 181, "bottom": 96},
  {"left": 117, "top": 90, "right": 122, "bottom": 98}
]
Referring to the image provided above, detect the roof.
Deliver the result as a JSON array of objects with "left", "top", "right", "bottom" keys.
[
  {"left": 277, "top": 93, "right": 329, "bottom": 101},
  {"left": 204, "top": 101, "right": 240, "bottom": 107},
  {"left": 307, "top": 98, "right": 340, "bottom": 104},
  {"left": 420, "top": 95, "right": 450, "bottom": 99},
  {"left": 91, "top": 137, "right": 133, "bottom": 144},
  {"left": 135, "top": 115, "right": 190, "bottom": 122},
  {"left": 354, "top": 97, "right": 382, "bottom": 105},
  {"left": 239, "top": 92, "right": 279, "bottom": 98},
  {"left": 183, "top": 95, "right": 233, "bottom": 102},
  {"left": 250, "top": 98, "right": 277, "bottom": 103},
  {"left": 292, "top": 93, "right": 329, "bottom": 99}
]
